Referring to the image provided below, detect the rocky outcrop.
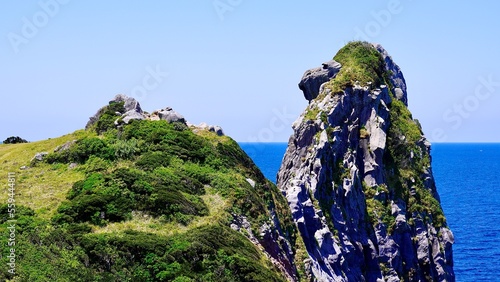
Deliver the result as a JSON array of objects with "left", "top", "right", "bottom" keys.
[
  {"left": 299, "top": 60, "right": 342, "bottom": 102},
  {"left": 156, "top": 107, "right": 186, "bottom": 124},
  {"left": 86, "top": 94, "right": 146, "bottom": 129},
  {"left": 32, "top": 152, "right": 48, "bottom": 162},
  {"left": 54, "top": 140, "right": 76, "bottom": 152},
  {"left": 86, "top": 95, "right": 226, "bottom": 137},
  {"left": 278, "top": 42, "right": 454, "bottom": 281},
  {"left": 193, "top": 122, "right": 225, "bottom": 136}
]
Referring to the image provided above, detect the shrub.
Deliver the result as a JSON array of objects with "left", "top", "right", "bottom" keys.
[
  {"left": 95, "top": 101, "right": 125, "bottom": 134},
  {"left": 136, "top": 151, "right": 171, "bottom": 171},
  {"left": 45, "top": 137, "right": 115, "bottom": 164},
  {"left": 76, "top": 137, "right": 115, "bottom": 162},
  {"left": 122, "top": 119, "right": 173, "bottom": 144},
  {"left": 172, "top": 121, "right": 188, "bottom": 131},
  {"left": 82, "top": 156, "right": 111, "bottom": 174},
  {"left": 147, "top": 187, "right": 208, "bottom": 218},
  {"left": 112, "top": 138, "right": 140, "bottom": 160},
  {"left": 55, "top": 194, "right": 115, "bottom": 225},
  {"left": 67, "top": 173, "right": 105, "bottom": 200},
  {"left": 2, "top": 136, "right": 28, "bottom": 144}
]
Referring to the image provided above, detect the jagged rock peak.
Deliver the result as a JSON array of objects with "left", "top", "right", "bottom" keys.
[
  {"left": 299, "top": 41, "right": 408, "bottom": 106},
  {"left": 278, "top": 42, "right": 454, "bottom": 281}
]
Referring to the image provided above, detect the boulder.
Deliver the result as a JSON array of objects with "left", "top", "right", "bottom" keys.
[
  {"left": 298, "top": 60, "right": 341, "bottom": 102},
  {"left": 32, "top": 152, "right": 48, "bottom": 162},
  {"left": 113, "top": 94, "right": 143, "bottom": 113},
  {"left": 54, "top": 140, "right": 76, "bottom": 152},
  {"left": 196, "top": 122, "right": 225, "bottom": 136},
  {"left": 209, "top": 125, "right": 224, "bottom": 136},
  {"left": 157, "top": 107, "right": 186, "bottom": 124},
  {"left": 120, "top": 110, "right": 146, "bottom": 124}
]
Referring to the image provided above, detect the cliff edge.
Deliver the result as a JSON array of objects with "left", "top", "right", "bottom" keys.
[{"left": 277, "top": 42, "right": 454, "bottom": 281}]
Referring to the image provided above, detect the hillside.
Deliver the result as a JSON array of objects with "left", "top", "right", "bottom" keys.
[{"left": 0, "top": 96, "right": 304, "bottom": 281}]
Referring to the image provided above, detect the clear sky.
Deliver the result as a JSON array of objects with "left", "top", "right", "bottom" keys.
[{"left": 2, "top": 1, "right": 500, "bottom": 143}]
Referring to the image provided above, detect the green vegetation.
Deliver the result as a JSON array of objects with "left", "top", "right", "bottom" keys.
[
  {"left": 0, "top": 130, "right": 89, "bottom": 219},
  {"left": 387, "top": 100, "right": 422, "bottom": 144},
  {"left": 94, "top": 101, "right": 125, "bottom": 134},
  {"left": 359, "top": 125, "right": 370, "bottom": 139},
  {"left": 2, "top": 136, "right": 28, "bottom": 144},
  {"left": 363, "top": 182, "right": 395, "bottom": 233},
  {"left": 0, "top": 210, "right": 286, "bottom": 281},
  {"left": 0, "top": 102, "right": 299, "bottom": 281},
  {"left": 328, "top": 41, "right": 385, "bottom": 94},
  {"left": 304, "top": 105, "right": 320, "bottom": 121},
  {"left": 383, "top": 94, "right": 446, "bottom": 229}
]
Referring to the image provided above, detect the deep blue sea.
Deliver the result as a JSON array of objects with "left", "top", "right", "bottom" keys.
[{"left": 240, "top": 142, "right": 500, "bottom": 282}]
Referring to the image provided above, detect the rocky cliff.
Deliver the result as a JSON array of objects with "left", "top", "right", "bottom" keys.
[{"left": 277, "top": 42, "right": 454, "bottom": 281}]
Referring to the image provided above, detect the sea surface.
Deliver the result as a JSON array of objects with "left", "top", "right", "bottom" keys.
[{"left": 240, "top": 142, "right": 500, "bottom": 281}]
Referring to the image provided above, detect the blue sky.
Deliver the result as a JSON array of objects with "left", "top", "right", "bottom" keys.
[{"left": 2, "top": 1, "right": 500, "bottom": 142}]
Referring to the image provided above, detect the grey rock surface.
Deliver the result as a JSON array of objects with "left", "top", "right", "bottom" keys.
[
  {"left": 372, "top": 43, "right": 408, "bottom": 106},
  {"left": 209, "top": 125, "right": 225, "bottom": 136},
  {"left": 114, "top": 94, "right": 143, "bottom": 113},
  {"left": 54, "top": 140, "right": 76, "bottom": 152},
  {"left": 86, "top": 94, "right": 146, "bottom": 129},
  {"left": 278, "top": 44, "right": 454, "bottom": 281},
  {"left": 195, "top": 122, "right": 225, "bottom": 136},
  {"left": 157, "top": 107, "right": 186, "bottom": 124},
  {"left": 32, "top": 152, "right": 48, "bottom": 162},
  {"left": 299, "top": 60, "right": 342, "bottom": 102},
  {"left": 120, "top": 110, "right": 146, "bottom": 124}
]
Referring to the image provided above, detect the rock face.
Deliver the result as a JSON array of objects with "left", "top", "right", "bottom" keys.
[
  {"left": 299, "top": 60, "right": 342, "bottom": 102},
  {"left": 278, "top": 42, "right": 454, "bottom": 281}
]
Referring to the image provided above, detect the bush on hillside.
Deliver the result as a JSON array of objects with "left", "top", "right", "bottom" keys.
[{"left": 2, "top": 136, "right": 28, "bottom": 144}]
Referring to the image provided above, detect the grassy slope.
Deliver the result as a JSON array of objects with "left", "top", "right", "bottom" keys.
[{"left": 0, "top": 130, "right": 89, "bottom": 219}]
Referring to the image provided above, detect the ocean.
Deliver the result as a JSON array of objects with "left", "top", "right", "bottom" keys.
[{"left": 240, "top": 142, "right": 500, "bottom": 281}]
